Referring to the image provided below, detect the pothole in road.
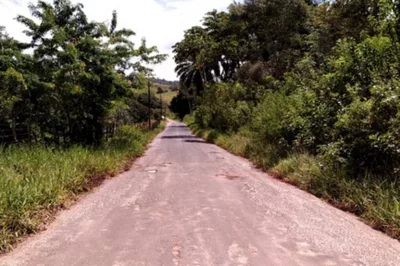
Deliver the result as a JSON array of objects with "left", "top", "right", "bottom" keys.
[
  {"left": 225, "top": 175, "right": 241, "bottom": 180},
  {"left": 216, "top": 174, "right": 242, "bottom": 180}
]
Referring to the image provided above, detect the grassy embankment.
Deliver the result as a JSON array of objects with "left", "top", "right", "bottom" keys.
[
  {"left": 184, "top": 115, "right": 400, "bottom": 240},
  {"left": 0, "top": 124, "right": 164, "bottom": 253}
]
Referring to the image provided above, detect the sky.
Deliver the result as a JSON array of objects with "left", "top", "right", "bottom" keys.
[{"left": 0, "top": 0, "right": 234, "bottom": 80}]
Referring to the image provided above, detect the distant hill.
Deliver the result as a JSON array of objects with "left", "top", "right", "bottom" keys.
[{"left": 153, "top": 78, "right": 179, "bottom": 87}]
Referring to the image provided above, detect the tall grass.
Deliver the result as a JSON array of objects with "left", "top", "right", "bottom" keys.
[
  {"left": 0, "top": 124, "right": 163, "bottom": 252},
  {"left": 273, "top": 154, "right": 400, "bottom": 238},
  {"left": 183, "top": 115, "right": 250, "bottom": 156},
  {"left": 185, "top": 115, "right": 400, "bottom": 241}
]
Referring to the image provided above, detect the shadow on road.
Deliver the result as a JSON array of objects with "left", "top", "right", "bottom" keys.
[
  {"left": 184, "top": 140, "right": 213, "bottom": 144},
  {"left": 168, "top": 125, "right": 187, "bottom": 128},
  {"left": 161, "top": 135, "right": 198, "bottom": 139},
  {"left": 160, "top": 134, "right": 212, "bottom": 144}
]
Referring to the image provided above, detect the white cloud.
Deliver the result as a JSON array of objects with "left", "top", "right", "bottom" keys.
[{"left": 0, "top": 0, "right": 233, "bottom": 80}]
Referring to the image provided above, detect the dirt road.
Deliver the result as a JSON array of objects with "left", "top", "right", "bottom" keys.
[{"left": 1, "top": 121, "right": 400, "bottom": 266}]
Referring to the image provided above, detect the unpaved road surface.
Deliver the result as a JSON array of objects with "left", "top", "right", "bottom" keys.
[{"left": 1, "top": 121, "right": 400, "bottom": 266}]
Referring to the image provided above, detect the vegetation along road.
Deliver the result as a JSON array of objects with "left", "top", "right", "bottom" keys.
[{"left": 0, "top": 121, "right": 399, "bottom": 266}]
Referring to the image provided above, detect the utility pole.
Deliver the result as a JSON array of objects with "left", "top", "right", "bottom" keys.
[
  {"left": 148, "top": 81, "right": 151, "bottom": 130},
  {"left": 156, "top": 87, "right": 164, "bottom": 120},
  {"left": 160, "top": 92, "right": 163, "bottom": 119}
]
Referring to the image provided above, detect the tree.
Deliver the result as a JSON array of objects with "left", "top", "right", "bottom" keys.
[
  {"left": 0, "top": 27, "right": 32, "bottom": 142},
  {"left": 173, "top": 26, "right": 216, "bottom": 95},
  {"left": 15, "top": 0, "right": 166, "bottom": 145}
]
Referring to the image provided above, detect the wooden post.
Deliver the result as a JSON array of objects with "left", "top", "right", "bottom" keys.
[{"left": 160, "top": 92, "right": 163, "bottom": 119}]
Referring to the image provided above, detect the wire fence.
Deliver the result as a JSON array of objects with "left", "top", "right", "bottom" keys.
[
  {"left": 0, "top": 119, "right": 161, "bottom": 145},
  {"left": 0, "top": 122, "right": 30, "bottom": 144}
]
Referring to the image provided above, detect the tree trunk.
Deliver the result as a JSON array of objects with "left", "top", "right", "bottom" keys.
[
  {"left": 94, "top": 118, "right": 103, "bottom": 146},
  {"left": 11, "top": 113, "right": 17, "bottom": 143}
]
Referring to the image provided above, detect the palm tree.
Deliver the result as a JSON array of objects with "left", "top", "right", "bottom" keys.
[{"left": 174, "top": 62, "right": 205, "bottom": 95}]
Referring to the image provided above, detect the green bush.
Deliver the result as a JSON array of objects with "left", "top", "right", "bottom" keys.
[
  {"left": 248, "top": 90, "right": 303, "bottom": 167},
  {"left": 273, "top": 154, "right": 400, "bottom": 237},
  {"left": 180, "top": 1, "right": 400, "bottom": 240},
  {"left": 243, "top": 36, "right": 400, "bottom": 177},
  {"left": 186, "top": 35, "right": 400, "bottom": 240},
  {"left": 313, "top": 36, "right": 400, "bottom": 176},
  {"left": 194, "top": 83, "right": 253, "bottom": 132}
]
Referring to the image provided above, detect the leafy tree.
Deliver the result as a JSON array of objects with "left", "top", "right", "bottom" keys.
[
  {"left": 238, "top": 0, "right": 310, "bottom": 77},
  {"left": 173, "top": 27, "right": 212, "bottom": 94},
  {"left": 13, "top": 0, "right": 165, "bottom": 145},
  {"left": 172, "top": 0, "right": 400, "bottom": 178},
  {"left": 0, "top": 27, "right": 33, "bottom": 141}
]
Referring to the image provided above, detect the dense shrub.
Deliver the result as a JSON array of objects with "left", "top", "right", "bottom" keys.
[
  {"left": 194, "top": 83, "right": 253, "bottom": 132},
  {"left": 177, "top": 0, "right": 400, "bottom": 240},
  {"left": 240, "top": 36, "right": 400, "bottom": 177},
  {"left": 247, "top": 91, "right": 297, "bottom": 166}
]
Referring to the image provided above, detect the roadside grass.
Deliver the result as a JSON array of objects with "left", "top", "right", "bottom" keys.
[
  {"left": 183, "top": 116, "right": 249, "bottom": 156},
  {"left": 0, "top": 124, "right": 164, "bottom": 253},
  {"left": 184, "top": 115, "right": 400, "bottom": 241},
  {"left": 274, "top": 154, "right": 400, "bottom": 238}
]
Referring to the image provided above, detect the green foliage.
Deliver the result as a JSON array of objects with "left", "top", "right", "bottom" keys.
[
  {"left": 177, "top": 0, "right": 400, "bottom": 239},
  {"left": 184, "top": 114, "right": 250, "bottom": 156},
  {"left": 0, "top": 124, "right": 162, "bottom": 252},
  {"left": 194, "top": 83, "right": 253, "bottom": 132},
  {"left": 248, "top": 91, "right": 299, "bottom": 167},
  {"left": 0, "top": 2, "right": 167, "bottom": 249},
  {"left": 0, "top": 68, "right": 27, "bottom": 120},
  {"left": 273, "top": 154, "right": 400, "bottom": 238},
  {"left": 0, "top": 0, "right": 166, "bottom": 145}
]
